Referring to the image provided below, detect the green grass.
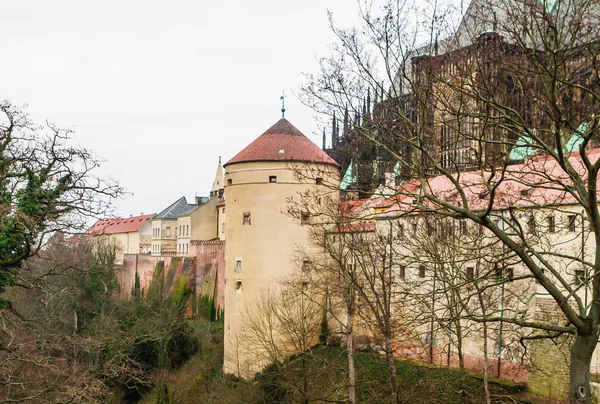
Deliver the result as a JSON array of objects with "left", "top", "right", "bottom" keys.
[{"left": 141, "top": 324, "right": 542, "bottom": 404}]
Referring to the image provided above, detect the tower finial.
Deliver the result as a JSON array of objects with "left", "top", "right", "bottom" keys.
[
  {"left": 219, "top": 156, "right": 221, "bottom": 164},
  {"left": 280, "top": 91, "right": 286, "bottom": 119}
]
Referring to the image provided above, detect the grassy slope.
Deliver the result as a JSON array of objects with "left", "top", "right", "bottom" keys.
[{"left": 142, "top": 321, "right": 555, "bottom": 403}]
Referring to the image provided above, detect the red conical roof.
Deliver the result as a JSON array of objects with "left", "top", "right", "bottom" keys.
[{"left": 224, "top": 119, "right": 340, "bottom": 168}]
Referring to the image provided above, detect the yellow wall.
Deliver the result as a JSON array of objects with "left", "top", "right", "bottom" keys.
[{"left": 222, "top": 160, "right": 339, "bottom": 377}]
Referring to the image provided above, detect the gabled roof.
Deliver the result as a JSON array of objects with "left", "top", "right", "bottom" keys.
[
  {"left": 224, "top": 118, "right": 340, "bottom": 168},
  {"left": 88, "top": 214, "right": 154, "bottom": 235},
  {"left": 155, "top": 197, "right": 198, "bottom": 220}
]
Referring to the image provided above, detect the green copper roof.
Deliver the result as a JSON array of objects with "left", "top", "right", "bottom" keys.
[
  {"left": 565, "top": 122, "right": 588, "bottom": 153},
  {"left": 509, "top": 133, "right": 535, "bottom": 161},
  {"left": 541, "top": 0, "right": 558, "bottom": 13},
  {"left": 340, "top": 160, "right": 356, "bottom": 190},
  {"left": 394, "top": 161, "right": 401, "bottom": 177}
]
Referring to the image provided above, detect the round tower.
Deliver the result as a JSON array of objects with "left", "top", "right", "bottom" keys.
[{"left": 222, "top": 118, "right": 340, "bottom": 376}]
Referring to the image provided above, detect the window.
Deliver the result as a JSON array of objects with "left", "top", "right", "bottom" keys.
[
  {"left": 269, "top": 175, "right": 277, "bottom": 183},
  {"left": 235, "top": 281, "right": 243, "bottom": 293},
  {"left": 235, "top": 260, "right": 242, "bottom": 272},
  {"left": 316, "top": 177, "right": 324, "bottom": 185},
  {"left": 412, "top": 223, "right": 418, "bottom": 236},
  {"left": 302, "top": 260, "right": 311, "bottom": 272},
  {"left": 568, "top": 214, "right": 577, "bottom": 232},
  {"left": 397, "top": 224, "right": 404, "bottom": 238},
  {"left": 399, "top": 265, "right": 406, "bottom": 280},
  {"left": 221, "top": 223, "right": 225, "bottom": 233},
  {"left": 547, "top": 216, "right": 556, "bottom": 233},
  {"left": 575, "top": 270, "right": 586, "bottom": 285},
  {"left": 301, "top": 213, "right": 310, "bottom": 225},
  {"left": 466, "top": 267, "right": 475, "bottom": 281},
  {"left": 179, "top": 226, "right": 181, "bottom": 236},
  {"left": 527, "top": 217, "right": 536, "bottom": 234},
  {"left": 506, "top": 267, "right": 514, "bottom": 281},
  {"left": 222, "top": 208, "right": 225, "bottom": 213},
  {"left": 166, "top": 227, "right": 171, "bottom": 237},
  {"left": 186, "top": 225, "right": 189, "bottom": 236},
  {"left": 185, "top": 244, "right": 188, "bottom": 254},
  {"left": 459, "top": 219, "right": 467, "bottom": 234},
  {"left": 227, "top": 179, "right": 232, "bottom": 186},
  {"left": 418, "top": 266, "right": 426, "bottom": 278},
  {"left": 243, "top": 212, "right": 251, "bottom": 225},
  {"left": 302, "top": 281, "right": 309, "bottom": 292}
]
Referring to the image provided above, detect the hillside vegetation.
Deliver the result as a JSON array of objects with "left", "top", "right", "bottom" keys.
[{"left": 141, "top": 321, "right": 552, "bottom": 404}]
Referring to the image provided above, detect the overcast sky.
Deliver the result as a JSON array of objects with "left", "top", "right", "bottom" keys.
[{"left": 0, "top": 1, "right": 363, "bottom": 218}]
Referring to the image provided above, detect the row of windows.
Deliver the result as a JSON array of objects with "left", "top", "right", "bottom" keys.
[
  {"left": 178, "top": 243, "right": 189, "bottom": 254},
  {"left": 179, "top": 224, "right": 190, "bottom": 237},
  {"left": 152, "top": 244, "right": 160, "bottom": 253},
  {"left": 393, "top": 213, "right": 583, "bottom": 239},
  {"left": 227, "top": 177, "right": 325, "bottom": 185},
  {"left": 242, "top": 212, "right": 310, "bottom": 226},
  {"left": 396, "top": 265, "right": 515, "bottom": 281},
  {"left": 152, "top": 228, "right": 161, "bottom": 238}
]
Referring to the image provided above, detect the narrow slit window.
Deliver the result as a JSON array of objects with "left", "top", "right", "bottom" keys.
[
  {"left": 399, "top": 265, "right": 406, "bottom": 280},
  {"left": 547, "top": 216, "right": 556, "bottom": 233},
  {"left": 568, "top": 214, "right": 576, "bottom": 232},
  {"left": 302, "top": 260, "right": 311, "bottom": 272},
  {"left": 418, "top": 266, "right": 426, "bottom": 278},
  {"left": 235, "top": 281, "right": 243, "bottom": 293},
  {"left": 301, "top": 213, "right": 310, "bottom": 225},
  {"left": 235, "top": 260, "right": 242, "bottom": 272},
  {"left": 243, "top": 212, "right": 251, "bottom": 225},
  {"left": 269, "top": 175, "right": 277, "bottom": 183},
  {"left": 466, "top": 267, "right": 475, "bottom": 281}
]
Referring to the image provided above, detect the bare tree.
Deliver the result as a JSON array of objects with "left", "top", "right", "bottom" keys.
[{"left": 302, "top": 0, "right": 600, "bottom": 401}]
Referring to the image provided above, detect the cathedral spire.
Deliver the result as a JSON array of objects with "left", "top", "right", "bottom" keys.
[
  {"left": 210, "top": 156, "right": 224, "bottom": 198},
  {"left": 343, "top": 105, "right": 349, "bottom": 135}
]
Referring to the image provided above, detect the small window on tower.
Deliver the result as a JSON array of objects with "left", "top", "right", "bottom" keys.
[
  {"left": 269, "top": 176, "right": 277, "bottom": 183},
  {"left": 243, "top": 212, "right": 251, "bottom": 225},
  {"left": 302, "top": 260, "right": 312, "bottom": 272},
  {"left": 235, "top": 281, "right": 243, "bottom": 294},
  {"left": 235, "top": 260, "right": 242, "bottom": 272},
  {"left": 301, "top": 213, "right": 310, "bottom": 225}
]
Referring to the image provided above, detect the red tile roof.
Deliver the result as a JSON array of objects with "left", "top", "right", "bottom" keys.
[
  {"left": 224, "top": 119, "right": 340, "bottom": 168},
  {"left": 375, "top": 149, "right": 600, "bottom": 218},
  {"left": 87, "top": 214, "right": 154, "bottom": 235}
]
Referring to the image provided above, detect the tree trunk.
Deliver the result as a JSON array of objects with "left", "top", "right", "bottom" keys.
[
  {"left": 346, "top": 304, "right": 356, "bottom": 404},
  {"left": 570, "top": 332, "right": 597, "bottom": 404},
  {"left": 384, "top": 335, "right": 401, "bottom": 403},
  {"left": 482, "top": 321, "right": 491, "bottom": 404}
]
